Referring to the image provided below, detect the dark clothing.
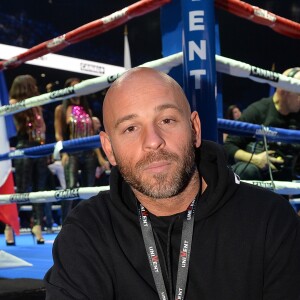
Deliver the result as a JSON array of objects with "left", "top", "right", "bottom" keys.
[
  {"left": 44, "top": 141, "right": 300, "bottom": 300},
  {"left": 224, "top": 96, "right": 300, "bottom": 180},
  {"left": 60, "top": 104, "right": 96, "bottom": 221},
  {"left": 14, "top": 140, "right": 48, "bottom": 226},
  {"left": 62, "top": 150, "right": 97, "bottom": 222}
]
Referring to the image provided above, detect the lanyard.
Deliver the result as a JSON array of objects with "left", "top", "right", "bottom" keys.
[{"left": 137, "top": 198, "right": 197, "bottom": 300}]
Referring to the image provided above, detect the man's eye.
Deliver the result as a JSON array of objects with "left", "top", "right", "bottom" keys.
[
  {"left": 161, "top": 118, "right": 174, "bottom": 124},
  {"left": 124, "top": 126, "right": 136, "bottom": 133}
]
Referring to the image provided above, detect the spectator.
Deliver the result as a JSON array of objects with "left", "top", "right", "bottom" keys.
[
  {"left": 223, "top": 104, "right": 242, "bottom": 142},
  {"left": 226, "top": 104, "right": 242, "bottom": 120},
  {"left": 9, "top": 74, "right": 48, "bottom": 244},
  {"left": 54, "top": 78, "right": 107, "bottom": 221},
  {"left": 224, "top": 67, "right": 300, "bottom": 180}
]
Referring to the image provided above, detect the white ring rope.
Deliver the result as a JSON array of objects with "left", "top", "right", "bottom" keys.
[
  {"left": 242, "top": 180, "right": 300, "bottom": 196},
  {"left": 0, "top": 52, "right": 183, "bottom": 117},
  {"left": 215, "top": 55, "right": 300, "bottom": 93},
  {"left": 1, "top": 53, "right": 300, "bottom": 117},
  {"left": 0, "top": 181, "right": 299, "bottom": 206},
  {"left": 0, "top": 186, "right": 109, "bottom": 205},
  {"left": 290, "top": 199, "right": 300, "bottom": 205}
]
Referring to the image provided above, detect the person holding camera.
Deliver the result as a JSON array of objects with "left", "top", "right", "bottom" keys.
[{"left": 224, "top": 67, "right": 300, "bottom": 181}]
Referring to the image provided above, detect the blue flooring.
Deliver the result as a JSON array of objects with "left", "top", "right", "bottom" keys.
[{"left": 0, "top": 232, "right": 57, "bottom": 280}]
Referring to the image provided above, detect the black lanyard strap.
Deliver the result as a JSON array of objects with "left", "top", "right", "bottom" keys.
[
  {"left": 137, "top": 203, "right": 168, "bottom": 299},
  {"left": 137, "top": 198, "right": 197, "bottom": 300}
]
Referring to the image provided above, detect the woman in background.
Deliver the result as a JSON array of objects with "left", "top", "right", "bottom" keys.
[
  {"left": 223, "top": 104, "right": 242, "bottom": 142},
  {"left": 226, "top": 104, "right": 242, "bottom": 121},
  {"left": 54, "top": 77, "right": 108, "bottom": 222},
  {"left": 9, "top": 74, "right": 48, "bottom": 244}
]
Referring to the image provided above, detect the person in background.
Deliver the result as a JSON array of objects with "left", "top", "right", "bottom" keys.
[
  {"left": 226, "top": 104, "right": 242, "bottom": 120},
  {"left": 45, "top": 67, "right": 300, "bottom": 299},
  {"left": 224, "top": 67, "right": 300, "bottom": 181},
  {"left": 9, "top": 74, "right": 48, "bottom": 244},
  {"left": 223, "top": 104, "right": 242, "bottom": 142},
  {"left": 54, "top": 77, "right": 108, "bottom": 222}
]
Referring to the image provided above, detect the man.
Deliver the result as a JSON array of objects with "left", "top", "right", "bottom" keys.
[
  {"left": 224, "top": 67, "right": 300, "bottom": 180},
  {"left": 44, "top": 67, "right": 300, "bottom": 299}
]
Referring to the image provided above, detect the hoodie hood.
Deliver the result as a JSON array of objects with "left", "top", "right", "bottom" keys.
[
  {"left": 108, "top": 140, "right": 240, "bottom": 221},
  {"left": 195, "top": 140, "right": 240, "bottom": 220}
]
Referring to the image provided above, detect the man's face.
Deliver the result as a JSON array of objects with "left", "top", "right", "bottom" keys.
[
  {"left": 116, "top": 129, "right": 196, "bottom": 199},
  {"left": 100, "top": 70, "right": 201, "bottom": 199}
]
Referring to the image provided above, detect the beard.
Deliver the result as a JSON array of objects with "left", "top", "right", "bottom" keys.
[{"left": 115, "top": 137, "right": 197, "bottom": 199}]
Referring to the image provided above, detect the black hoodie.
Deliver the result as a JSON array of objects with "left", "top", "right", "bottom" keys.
[{"left": 44, "top": 140, "right": 300, "bottom": 299}]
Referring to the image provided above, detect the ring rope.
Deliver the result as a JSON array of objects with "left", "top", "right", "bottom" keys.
[
  {"left": 0, "top": 135, "right": 100, "bottom": 161},
  {"left": 241, "top": 181, "right": 300, "bottom": 196},
  {"left": 215, "top": 55, "right": 300, "bottom": 93},
  {"left": 218, "top": 119, "right": 300, "bottom": 144},
  {"left": 0, "top": 52, "right": 183, "bottom": 117},
  {"left": 290, "top": 199, "right": 300, "bottom": 205},
  {"left": 0, "top": 0, "right": 170, "bottom": 71},
  {"left": 0, "top": 186, "right": 109, "bottom": 205},
  {"left": 1, "top": 52, "right": 300, "bottom": 117},
  {"left": 0, "top": 118, "right": 299, "bottom": 162},
  {"left": 0, "top": 181, "right": 299, "bottom": 206},
  {"left": 215, "top": 0, "right": 300, "bottom": 39}
]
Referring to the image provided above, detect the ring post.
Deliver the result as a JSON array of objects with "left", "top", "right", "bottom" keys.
[{"left": 181, "top": 0, "right": 218, "bottom": 142}]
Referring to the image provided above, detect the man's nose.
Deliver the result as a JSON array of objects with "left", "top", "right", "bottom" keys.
[{"left": 142, "top": 125, "right": 165, "bottom": 151}]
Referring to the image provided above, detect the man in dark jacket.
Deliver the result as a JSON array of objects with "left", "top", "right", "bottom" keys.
[
  {"left": 224, "top": 67, "right": 300, "bottom": 181},
  {"left": 44, "top": 67, "right": 300, "bottom": 299}
]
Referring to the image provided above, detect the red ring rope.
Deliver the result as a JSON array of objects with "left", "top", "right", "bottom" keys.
[
  {"left": 0, "top": 0, "right": 170, "bottom": 71},
  {"left": 215, "top": 0, "right": 300, "bottom": 39}
]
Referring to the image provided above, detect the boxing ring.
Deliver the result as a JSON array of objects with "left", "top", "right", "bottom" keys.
[{"left": 0, "top": 0, "right": 300, "bottom": 214}]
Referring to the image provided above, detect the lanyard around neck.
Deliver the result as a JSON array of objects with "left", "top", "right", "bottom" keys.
[{"left": 137, "top": 198, "right": 197, "bottom": 300}]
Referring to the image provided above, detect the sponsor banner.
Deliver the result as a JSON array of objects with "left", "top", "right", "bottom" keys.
[
  {"left": 49, "top": 86, "right": 75, "bottom": 99},
  {"left": 250, "top": 66, "right": 280, "bottom": 82},
  {"left": 54, "top": 188, "right": 80, "bottom": 201}
]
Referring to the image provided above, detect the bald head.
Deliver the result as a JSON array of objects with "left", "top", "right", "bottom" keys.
[
  {"left": 282, "top": 67, "right": 300, "bottom": 80},
  {"left": 102, "top": 67, "right": 191, "bottom": 134},
  {"left": 274, "top": 67, "right": 300, "bottom": 115}
]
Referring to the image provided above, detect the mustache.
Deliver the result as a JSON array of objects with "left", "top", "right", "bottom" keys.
[{"left": 135, "top": 149, "right": 179, "bottom": 169}]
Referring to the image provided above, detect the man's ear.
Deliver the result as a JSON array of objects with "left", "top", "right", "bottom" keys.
[
  {"left": 190, "top": 111, "right": 201, "bottom": 148},
  {"left": 100, "top": 131, "right": 117, "bottom": 166}
]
